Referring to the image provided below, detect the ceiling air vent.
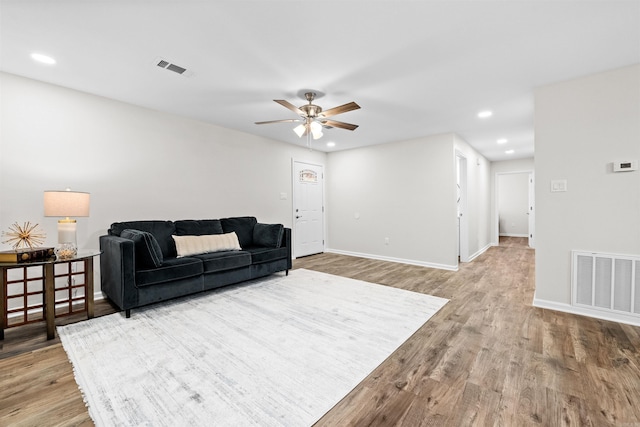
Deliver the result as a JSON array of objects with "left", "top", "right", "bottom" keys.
[
  {"left": 155, "top": 57, "right": 192, "bottom": 77},
  {"left": 166, "top": 63, "right": 187, "bottom": 74}
]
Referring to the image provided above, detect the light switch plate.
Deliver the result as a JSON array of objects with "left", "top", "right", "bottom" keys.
[{"left": 551, "top": 179, "right": 567, "bottom": 192}]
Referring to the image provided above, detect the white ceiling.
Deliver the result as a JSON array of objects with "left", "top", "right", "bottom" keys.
[{"left": 1, "top": 1, "right": 639, "bottom": 161}]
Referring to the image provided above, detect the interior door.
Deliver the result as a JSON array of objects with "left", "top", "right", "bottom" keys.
[
  {"left": 456, "top": 153, "right": 469, "bottom": 263},
  {"left": 528, "top": 173, "right": 535, "bottom": 248},
  {"left": 293, "top": 161, "right": 324, "bottom": 258}
]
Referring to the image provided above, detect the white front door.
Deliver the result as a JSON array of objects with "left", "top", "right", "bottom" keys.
[{"left": 293, "top": 161, "right": 324, "bottom": 258}]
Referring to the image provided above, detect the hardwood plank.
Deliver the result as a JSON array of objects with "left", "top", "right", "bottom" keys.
[
  {"left": 395, "top": 391, "right": 449, "bottom": 426},
  {"left": 0, "top": 344, "right": 91, "bottom": 426},
  {"left": 447, "top": 382, "right": 502, "bottom": 426},
  {"left": 315, "top": 385, "right": 415, "bottom": 427}
]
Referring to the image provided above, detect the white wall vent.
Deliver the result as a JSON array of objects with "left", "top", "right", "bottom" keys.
[
  {"left": 572, "top": 251, "right": 640, "bottom": 320},
  {"left": 154, "top": 57, "right": 193, "bottom": 77}
]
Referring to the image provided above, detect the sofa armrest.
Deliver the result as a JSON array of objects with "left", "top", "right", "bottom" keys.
[
  {"left": 99, "top": 235, "right": 138, "bottom": 311},
  {"left": 281, "top": 228, "right": 292, "bottom": 271}
]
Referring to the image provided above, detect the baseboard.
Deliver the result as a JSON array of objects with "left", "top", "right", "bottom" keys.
[
  {"left": 466, "top": 243, "right": 492, "bottom": 262},
  {"left": 532, "top": 297, "right": 640, "bottom": 327},
  {"left": 325, "top": 248, "right": 458, "bottom": 271},
  {"left": 499, "top": 233, "right": 528, "bottom": 238}
]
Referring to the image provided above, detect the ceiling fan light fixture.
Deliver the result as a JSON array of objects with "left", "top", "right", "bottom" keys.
[
  {"left": 309, "top": 121, "right": 323, "bottom": 139},
  {"left": 310, "top": 121, "right": 322, "bottom": 132},
  {"left": 258, "top": 91, "right": 360, "bottom": 145},
  {"left": 293, "top": 124, "right": 306, "bottom": 137}
]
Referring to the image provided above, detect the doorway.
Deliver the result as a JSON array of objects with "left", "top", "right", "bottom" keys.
[
  {"left": 292, "top": 160, "right": 325, "bottom": 258},
  {"left": 456, "top": 153, "right": 469, "bottom": 263},
  {"left": 495, "top": 171, "right": 534, "bottom": 248}
]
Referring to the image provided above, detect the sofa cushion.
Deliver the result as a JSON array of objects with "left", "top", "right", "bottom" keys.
[
  {"left": 244, "top": 246, "right": 288, "bottom": 264},
  {"left": 120, "top": 229, "right": 164, "bottom": 269},
  {"left": 134, "top": 256, "right": 204, "bottom": 287},
  {"left": 193, "top": 251, "right": 252, "bottom": 274},
  {"left": 221, "top": 217, "right": 257, "bottom": 248},
  {"left": 109, "top": 220, "right": 177, "bottom": 258},
  {"left": 172, "top": 233, "right": 241, "bottom": 257},
  {"left": 253, "top": 223, "right": 284, "bottom": 248},
  {"left": 175, "top": 219, "right": 223, "bottom": 236}
]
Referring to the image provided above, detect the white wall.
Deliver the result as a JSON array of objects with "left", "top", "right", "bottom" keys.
[
  {"left": 326, "top": 133, "right": 491, "bottom": 270},
  {"left": 490, "top": 158, "right": 534, "bottom": 244},
  {"left": 497, "top": 173, "right": 529, "bottom": 236},
  {"left": 326, "top": 134, "right": 456, "bottom": 269},
  {"left": 534, "top": 64, "right": 640, "bottom": 308},
  {"left": 0, "top": 72, "right": 326, "bottom": 292}
]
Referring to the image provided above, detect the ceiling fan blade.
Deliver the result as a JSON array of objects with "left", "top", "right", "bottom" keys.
[
  {"left": 318, "top": 102, "right": 360, "bottom": 118},
  {"left": 320, "top": 119, "right": 359, "bottom": 131},
  {"left": 274, "top": 99, "right": 305, "bottom": 116},
  {"left": 255, "top": 119, "right": 300, "bottom": 125}
]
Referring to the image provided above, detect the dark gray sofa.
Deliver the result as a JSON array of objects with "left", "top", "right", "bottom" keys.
[{"left": 99, "top": 216, "right": 291, "bottom": 317}]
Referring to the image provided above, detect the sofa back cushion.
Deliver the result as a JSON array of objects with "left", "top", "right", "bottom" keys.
[
  {"left": 109, "top": 220, "right": 177, "bottom": 257},
  {"left": 174, "top": 219, "right": 223, "bottom": 236},
  {"left": 220, "top": 217, "right": 257, "bottom": 248},
  {"left": 252, "top": 223, "right": 284, "bottom": 248},
  {"left": 120, "top": 229, "right": 164, "bottom": 269}
]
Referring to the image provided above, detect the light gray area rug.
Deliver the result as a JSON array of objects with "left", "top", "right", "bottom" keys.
[{"left": 58, "top": 269, "right": 448, "bottom": 426}]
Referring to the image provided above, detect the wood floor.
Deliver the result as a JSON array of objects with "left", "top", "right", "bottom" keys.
[{"left": 2, "top": 237, "right": 639, "bottom": 426}]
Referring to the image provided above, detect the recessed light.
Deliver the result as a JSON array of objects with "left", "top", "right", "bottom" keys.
[
  {"left": 478, "top": 110, "right": 493, "bottom": 118},
  {"left": 326, "top": 142, "right": 336, "bottom": 148},
  {"left": 31, "top": 53, "right": 56, "bottom": 65},
  {"left": 505, "top": 149, "right": 515, "bottom": 154},
  {"left": 497, "top": 138, "right": 508, "bottom": 144}
]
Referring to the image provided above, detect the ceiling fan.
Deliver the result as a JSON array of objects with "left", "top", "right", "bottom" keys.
[{"left": 255, "top": 92, "right": 360, "bottom": 141}]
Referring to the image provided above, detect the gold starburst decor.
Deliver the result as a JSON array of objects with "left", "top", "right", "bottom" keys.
[{"left": 2, "top": 221, "right": 47, "bottom": 249}]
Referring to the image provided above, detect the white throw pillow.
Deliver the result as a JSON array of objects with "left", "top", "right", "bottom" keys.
[{"left": 172, "top": 232, "right": 241, "bottom": 257}]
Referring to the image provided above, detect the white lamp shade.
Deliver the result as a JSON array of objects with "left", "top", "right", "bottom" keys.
[
  {"left": 309, "top": 121, "right": 322, "bottom": 133},
  {"left": 309, "top": 121, "right": 323, "bottom": 139},
  {"left": 293, "top": 124, "right": 306, "bottom": 138},
  {"left": 44, "top": 190, "right": 90, "bottom": 217}
]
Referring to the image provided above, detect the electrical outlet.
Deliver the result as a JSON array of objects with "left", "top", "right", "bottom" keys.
[{"left": 384, "top": 237, "right": 390, "bottom": 245}]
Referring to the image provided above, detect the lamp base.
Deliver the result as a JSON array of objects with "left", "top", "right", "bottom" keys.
[
  {"left": 56, "top": 219, "right": 77, "bottom": 259},
  {"left": 55, "top": 242, "right": 77, "bottom": 259}
]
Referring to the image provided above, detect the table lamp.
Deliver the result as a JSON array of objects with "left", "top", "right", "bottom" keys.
[{"left": 44, "top": 189, "right": 90, "bottom": 258}]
